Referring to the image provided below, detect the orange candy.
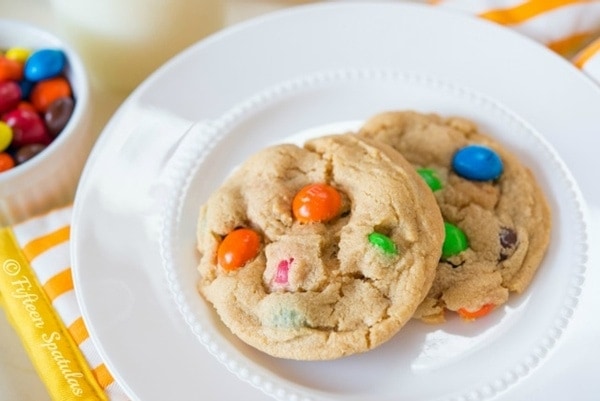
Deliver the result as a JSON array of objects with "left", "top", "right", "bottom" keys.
[
  {"left": 457, "top": 303, "right": 495, "bottom": 321},
  {"left": 292, "top": 183, "right": 342, "bottom": 223},
  {"left": 217, "top": 228, "right": 261, "bottom": 271},
  {"left": 17, "top": 101, "right": 37, "bottom": 113},
  {"left": 0, "top": 152, "right": 15, "bottom": 172},
  {"left": 0, "top": 56, "right": 24, "bottom": 81},
  {"left": 30, "top": 77, "right": 72, "bottom": 113}
]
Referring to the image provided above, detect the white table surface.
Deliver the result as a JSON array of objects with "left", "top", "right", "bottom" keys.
[
  {"left": 0, "top": 1, "right": 312, "bottom": 399},
  {"left": 1, "top": 1, "right": 599, "bottom": 401}
]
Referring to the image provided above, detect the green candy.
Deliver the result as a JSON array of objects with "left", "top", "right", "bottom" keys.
[
  {"left": 417, "top": 168, "right": 442, "bottom": 191},
  {"left": 272, "top": 308, "right": 305, "bottom": 328},
  {"left": 442, "top": 222, "right": 469, "bottom": 258},
  {"left": 368, "top": 232, "right": 398, "bottom": 255}
]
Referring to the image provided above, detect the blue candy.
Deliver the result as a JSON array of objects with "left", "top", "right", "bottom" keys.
[
  {"left": 452, "top": 145, "right": 503, "bottom": 181},
  {"left": 24, "top": 49, "right": 66, "bottom": 82}
]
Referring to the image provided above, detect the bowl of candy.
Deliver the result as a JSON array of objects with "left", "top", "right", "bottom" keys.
[{"left": 0, "top": 19, "right": 91, "bottom": 225}]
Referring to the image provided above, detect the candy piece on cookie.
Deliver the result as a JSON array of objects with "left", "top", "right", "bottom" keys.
[
  {"left": 452, "top": 145, "right": 503, "bottom": 181},
  {"left": 359, "top": 111, "right": 551, "bottom": 323},
  {"left": 417, "top": 168, "right": 443, "bottom": 191},
  {"left": 457, "top": 303, "right": 495, "bottom": 321},
  {"left": 442, "top": 222, "right": 469, "bottom": 259},
  {"left": 368, "top": 232, "right": 398, "bottom": 255},
  {"left": 292, "top": 183, "right": 342, "bottom": 223},
  {"left": 217, "top": 228, "right": 261, "bottom": 271},
  {"left": 196, "top": 133, "right": 444, "bottom": 359}
]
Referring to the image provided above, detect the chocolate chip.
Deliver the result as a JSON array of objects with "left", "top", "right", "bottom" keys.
[
  {"left": 499, "top": 227, "right": 517, "bottom": 261},
  {"left": 500, "top": 227, "right": 517, "bottom": 248}
]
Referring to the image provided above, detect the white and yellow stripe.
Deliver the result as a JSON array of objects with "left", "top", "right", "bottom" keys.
[
  {"left": 4, "top": 207, "right": 129, "bottom": 401},
  {"left": 432, "top": 0, "right": 600, "bottom": 56},
  {"left": 573, "top": 36, "right": 600, "bottom": 82}
]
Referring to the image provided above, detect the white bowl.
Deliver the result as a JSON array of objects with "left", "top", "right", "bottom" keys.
[{"left": 0, "top": 19, "right": 91, "bottom": 225}]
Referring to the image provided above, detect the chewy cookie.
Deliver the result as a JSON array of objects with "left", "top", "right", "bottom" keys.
[
  {"left": 196, "top": 134, "right": 444, "bottom": 360},
  {"left": 359, "top": 111, "right": 551, "bottom": 323}
]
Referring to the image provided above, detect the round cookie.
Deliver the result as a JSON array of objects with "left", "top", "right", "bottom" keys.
[
  {"left": 358, "top": 111, "right": 552, "bottom": 323},
  {"left": 196, "top": 134, "right": 444, "bottom": 360}
]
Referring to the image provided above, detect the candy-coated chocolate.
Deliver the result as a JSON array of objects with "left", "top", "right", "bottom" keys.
[
  {"left": 274, "top": 258, "right": 293, "bottom": 284},
  {"left": 457, "top": 303, "right": 495, "bottom": 320},
  {"left": 368, "top": 232, "right": 398, "bottom": 255},
  {"left": 30, "top": 77, "right": 72, "bottom": 113},
  {"left": 3, "top": 108, "right": 51, "bottom": 147},
  {"left": 18, "top": 79, "right": 34, "bottom": 99},
  {"left": 24, "top": 49, "right": 66, "bottom": 82},
  {"left": 44, "top": 97, "right": 74, "bottom": 137},
  {"left": 0, "top": 152, "right": 15, "bottom": 172},
  {"left": 292, "top": 183, "right": 342, "bottom": 223},
  {"left": 17, "top": 101, "right": 37, "bottom": 113},
  {"left": 5, "top": 47, "right": 31, "bottom": 63},
  {"left": 0, "top": 121, "right": 13, "bottom": 152},
  {"left": 0, "top": 56, "right": 23, "bottom": 81},
  {"left": 271, "top": 308, "right": 305, "bottom": 328},
  {"left": 442, "top": 222, "right": 469, "bottom": 258},
  {"left": 15, "top": 143, "right": 46, "bottom": 165},
  {"left": 452, "top": 145, "right": 503, "bottom": 181},
  {"left": 417, "top": 168, "right": 442, "bottom": 191},
  {"left": 0, "top": 81, "right": 22, "bottom": 113},
  {"left": 217, "top": 228, "right": 261, "bottom": 271}
]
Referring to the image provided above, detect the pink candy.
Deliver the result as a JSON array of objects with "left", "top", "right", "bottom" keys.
[{"left": 274, "top": 258, "right": 294, "bottom": 285}]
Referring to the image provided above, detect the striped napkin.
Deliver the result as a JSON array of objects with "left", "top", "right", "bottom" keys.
[
  {"left": 432, "top": 0, "right": 600, "bottom": 76},
  {"left": 1, "top": 1, "right": 600, "bottom": 400},
  {"left": 0, "top": 207, "right": 128, "bottom": 400}
]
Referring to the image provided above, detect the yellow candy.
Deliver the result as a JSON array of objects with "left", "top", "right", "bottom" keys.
[
  {"left": 5, "top": 47, "right": 31, "bottom": 63},
  {"left": 0, "top": 121, "right": 13, "bottom": 152}
]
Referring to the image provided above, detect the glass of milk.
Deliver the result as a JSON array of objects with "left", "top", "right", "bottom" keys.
[{"left": 49, "top": 0, "right": 225, "bottom": 93}]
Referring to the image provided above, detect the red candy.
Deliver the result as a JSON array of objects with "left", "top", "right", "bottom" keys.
[
  {"left": 292, "top": 183, "right": 342, "bottom": 223},
  {"left": 0, "top": 81, "right": 22, "bottom": 113},
  {"left": 217, "top": 228, "right": 261, "bottom": 271},
  {"left": 3, "top": 108, "right": 51, "bottom": 147}
]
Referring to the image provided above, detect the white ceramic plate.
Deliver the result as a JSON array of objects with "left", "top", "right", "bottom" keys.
[{"left": 71, "top": 3, "right": 600, "bottom": 401}]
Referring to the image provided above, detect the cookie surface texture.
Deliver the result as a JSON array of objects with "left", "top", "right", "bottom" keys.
[
  {"left": 196, "top": 134, "right": 444, "bottom": 360},
  {"left": 359, "top": 111, "right": 552, "bottom": 323}
]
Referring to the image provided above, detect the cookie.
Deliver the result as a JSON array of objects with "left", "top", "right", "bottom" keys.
[
  {"left": 359, "top": 111, "right": 551, "bottom": 323},
  {"left": 196, "top": 133, "right": 444, "bottom": 360}
]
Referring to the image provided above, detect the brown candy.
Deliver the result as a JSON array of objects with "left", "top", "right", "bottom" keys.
[
  {"left": 15, "top": 143, "right": 46, "bottom": 164},
  {"left": 44, "top": 96, "right": 74, "bottom": 137}
]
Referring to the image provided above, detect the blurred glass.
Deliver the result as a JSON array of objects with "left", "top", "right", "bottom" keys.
[{"left": 49, "top": 0, "right": 225, "bottom": 93}]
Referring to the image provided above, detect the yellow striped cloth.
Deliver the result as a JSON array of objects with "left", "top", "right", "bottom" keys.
[
  {"left": 432, "top": 0, "right": 600, "bottom": 81},
  {"left": 0, "top": 207, "right": 129, "bottom": 401}
]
